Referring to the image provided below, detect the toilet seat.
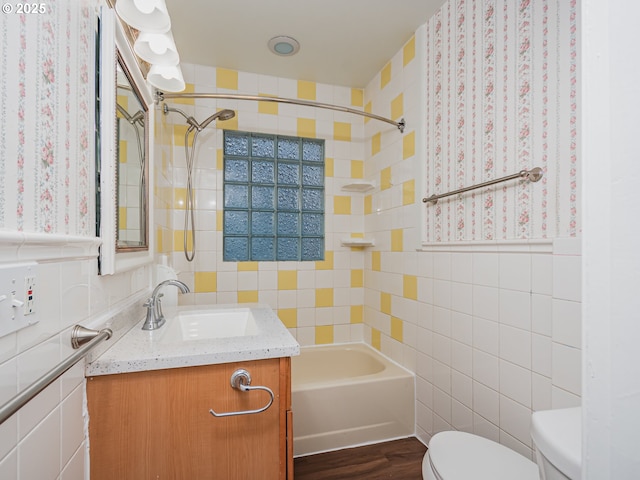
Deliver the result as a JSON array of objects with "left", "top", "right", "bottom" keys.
[{"left": 424, "top": 431, "right": 539, "bottom": 480}]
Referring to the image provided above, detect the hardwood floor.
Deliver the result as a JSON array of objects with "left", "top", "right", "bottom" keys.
[{"left": 293, "top": 437, "right": 427, "bottom": 480}]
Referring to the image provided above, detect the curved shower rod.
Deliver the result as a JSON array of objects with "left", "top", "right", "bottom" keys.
[{"left": 155, "top": 91, "right": 405, "bottom": 133}]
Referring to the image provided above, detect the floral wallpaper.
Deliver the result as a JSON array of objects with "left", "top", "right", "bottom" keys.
[
  {"left": 0, "top": 0, "right": 96, "bottom": 236},
  {"left": 424, "top": 0, "right": 578, "bottom": 242}
]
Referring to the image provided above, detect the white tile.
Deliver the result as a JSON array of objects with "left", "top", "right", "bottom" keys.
[
  {"left": 500, "top": 431, "right": 533, "bottom": 460},
  {"left": 552, "top": 255, "right": 581, "bottom": 302},
  {"left": 499, "top": 395, "right": 533, "bottom": 447},
  {"left": 433, "top": 280, "right": 451, "bottom": 309},
  {"left": 473, "top": 413, "right": 500, "bottom": 442},
  {"left": 416, "top": 376, "right": 434, "bottom": 410},
  {"left": 499, "top": 253, "right": 531, "bottom": 293},
  {"left": 531, "top": 294, "right": 553, "bottom": 336},
  {"left": 19, "top": 409, "right": 61, "bottom": 479},
  {"left": 532, "top": 373, "right": 552, "bottom": 411},
  {"left": 553, "top": 237, "right": 582, "bottom": 256},
  {"left": 551, "top": 386, "right": 582, "bottom": 409},
  {"left": 432, "top": 359, "right": 451, "bottom": 394},
  {"left": 451, "top": 370, "right": 473, "bottom": 408},
  {"left": 0, "top": 450, "right": 17, "bottom": 480},
  {"left": 451, "top": 341, "right": 473, "bottom": 377},
  {"left": 433, "top": 252, "right": 451, "bottom": 280},
  {"left": 531, "top": 254, "right": 553, "bottom": 295},
  {"left": 432, "top": 306, "right": 451, "bottom": 337},
  {"left": 451, "top": 312, "right": 473, "bottom": 345},
  {"left": 499, "top": 360, "right": 532, "bottom": 408},
  {"left": 451, "top": 253, "right": 473, "bottom": 283},
  {"left": 452, "top": 399, "right": 474, "bottom": 432},
  {"left": 499, "top": 325, "right": 532, "bottom": 369},
  {"left": 472, "top": 253, "right": 499, "bottom": 287},
  {"left": 60, "top": 386, "right": 84, "bottom": 468},
  {"left": 473, "top": 317, "right": 499, "bottom": 356},
  {"left": 473, "top": 349, "right": 499, "bottom": 390},
  {"left": 60, "top": 443, "right": 85, "bottom": 480},
  {"left": 416, "top": 352, "right": 433, "bottom": 383},
  {"left": 237, "top": 271, "right": 258, "bottom": 290},
  {"left": 432, "top": 334, "right": 451, "bottom": 365},
  {"left": 0, "top": 415, "right": 17, "bottom": 460},
  {"left": 416, "top": 327, "right": 433, "bottom": 357},
  {"left": 499, "top": 289, "right": 531, "bottom": 330},
  {"left": 0, "top": 359, "right": 17, "bottom": 406},
  {"left": 433, "top": 387, "right": 452, "bottom": 424},
  {"left": 451, "top": 282, "right": 473, "bottom": 315},
  {"left": 532, "top": 334, "right": 552, "bottom": 377},
  {"left": 473, "top": 381, "right": 499, "bottom": 425},
  {"left": 416, "top": 403, "right": 434, "bottom": 436},
  {"left": 552, "top": 299, "right": 582, "bottom": 348},
  {"left": 473, "top": 285, "right": 499, "bottom": 321},
  {"left": 552, "top": 343, "right": 582, "bottom": 395}
]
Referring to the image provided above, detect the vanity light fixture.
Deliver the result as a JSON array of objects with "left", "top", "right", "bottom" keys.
[
  {"left": 268, "top": 36, "right": 300, "bottom": 56},
  {"left": 134, "top": 31, "right": 180, "bottom": 65},
  {"left": 147, "top": 64, "right": 186, "bottom": 92},
  {"left": 115, "top": 0, "right": 171, "bottom": 33}
]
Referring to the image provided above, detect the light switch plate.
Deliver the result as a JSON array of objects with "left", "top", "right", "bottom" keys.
[{"left": 0, "top": 262, "right": 39, "bottom": 338}]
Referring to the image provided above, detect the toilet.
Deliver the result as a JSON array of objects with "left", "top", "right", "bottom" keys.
[{"left": 422, "top": 407, "right": 581, "bottom": 480}]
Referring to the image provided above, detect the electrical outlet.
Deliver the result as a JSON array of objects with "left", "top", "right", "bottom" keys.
[
  {"left": 0, "top": 262, "right": 39, "bottom": 338},
  {"left": 24, "top": 275, "right": 35, "bottom": 315}
]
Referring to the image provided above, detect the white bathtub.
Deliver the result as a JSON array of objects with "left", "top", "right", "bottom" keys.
[{"left": 291, "top": 343, "right": 415, "bottom": 456}]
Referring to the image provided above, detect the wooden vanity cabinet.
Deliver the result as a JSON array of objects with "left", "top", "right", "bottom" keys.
[{"left": 87, "top": 357, "right": 293, "bottom": 480}]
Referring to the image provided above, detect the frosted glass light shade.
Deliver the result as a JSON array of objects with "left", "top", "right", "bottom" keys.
[
  {"left": 134, "top": 31, "right": 179, "bottom": 65},
  {"left": 115, "top": 0, "right": 171, "bottom": 33},
  {"left": 147, "top": 64, "right": 185, "bottom": 92}
]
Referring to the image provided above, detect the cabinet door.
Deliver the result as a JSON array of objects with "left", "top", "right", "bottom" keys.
[{"left": 88, "top": 359, "right": 283, "bottom": 480}]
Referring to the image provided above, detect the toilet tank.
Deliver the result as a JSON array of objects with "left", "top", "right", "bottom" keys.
[{"left": 531, "top": 407, "right": 582, "bottom": 480}]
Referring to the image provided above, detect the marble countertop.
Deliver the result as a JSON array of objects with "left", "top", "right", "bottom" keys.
[{"left": 86, "top": 304, "right": 300, "bottom": 376}]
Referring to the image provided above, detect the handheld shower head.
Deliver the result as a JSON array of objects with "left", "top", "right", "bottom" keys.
[{"left": 198, "top": 109, "right": 235, "bottom": 130}]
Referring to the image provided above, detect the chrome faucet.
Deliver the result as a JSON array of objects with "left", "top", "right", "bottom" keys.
[{"left": 142, "top": 280, "right": 190, "bottom": 330}]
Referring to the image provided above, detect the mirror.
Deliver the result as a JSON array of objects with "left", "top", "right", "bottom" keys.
[
  {"left": 97, "top": 7, "right": 154, "bottom": 274},
  {"left": 116, "top": 57, "right": 148, "bottom": 250}
]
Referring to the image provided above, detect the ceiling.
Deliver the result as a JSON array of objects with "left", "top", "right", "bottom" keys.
[{"left": 165, "top": 0, "right": 445, "bottom": 88}]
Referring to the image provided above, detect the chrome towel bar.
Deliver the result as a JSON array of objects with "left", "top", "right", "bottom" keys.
[
  {"left": 0, "top": 326, "right": 112, "bottom": 425},
  {"left": 209, "top": 368, "right": 274, "bottom": 418},
  {"left": 423, "top": 167, "right": 544, "bottom": 205}
]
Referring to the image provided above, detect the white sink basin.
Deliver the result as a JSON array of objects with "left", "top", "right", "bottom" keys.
[{"left": 158, "top": 308, "right": 259, "bottom": 343}]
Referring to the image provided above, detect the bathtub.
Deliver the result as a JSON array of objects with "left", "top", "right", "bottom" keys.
[{"left": 291, "top": 343, "right": 414, "bottom": 456}]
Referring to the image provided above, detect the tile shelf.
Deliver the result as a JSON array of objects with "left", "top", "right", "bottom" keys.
[
  {"left": 341, "top": 181, "right": 375, "bottom": 193},
  {"left": 341, "top": 238, "right": 375, "bottom": 247}
]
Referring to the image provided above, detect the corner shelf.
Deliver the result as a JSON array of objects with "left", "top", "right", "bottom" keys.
[
  {"left": 341, "top": 181, "right": 375, "bottom": 193},
  {"left": 341, "top": 238, "right": 375, "bottom": 248}
]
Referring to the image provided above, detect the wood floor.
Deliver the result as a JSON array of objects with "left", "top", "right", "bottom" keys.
[{"left": 293, "top": 437, "right": 427, "bottom": 480}]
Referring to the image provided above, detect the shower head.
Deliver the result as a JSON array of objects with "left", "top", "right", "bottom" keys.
[{"left": 198, "top": 109, "right": 235, "bottom": 130}]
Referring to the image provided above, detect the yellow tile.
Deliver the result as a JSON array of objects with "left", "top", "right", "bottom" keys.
[
  {"left": 333, "top": 122, "right": 351, "bottom": 142},
  {"left": 258, "top": 94, "right": 279, "bottom": 115},
  {"left": 238, "top": 290, "right": 259, "bottom": 303},
  {"left": 381, "top": 62, "right": 392, "bottom": 89},
  {"left": 364, "top": 195, "right": 373, "bottom": 215},
  {"left": 315, "top": 288, "right": 334, "bottom": 307},
  {"left": 297, "top": 80, "right": 316, "bottom": 100},
  {"left": 297, "top": 118, "right": 316, "bottom": 138},
  {"left": 278, "top": 308, "right": 297, "bottom": 328},
  {"left": 334, "top": 196, "right": 352, "bottom": 215},
  {"left": 403, "top": 131, "right": 416, "bottom": 159},
  {"left": 173, "top": 229, "right": 192, "bottom": 252},
  {"left": 194, "top": 271, "right": 217, "bottom": 293},
  {"left": 391, "top": 317, "right": 403, "bottom": 342},
  {"left": 278, "top": 270, "right": 298, "bottom": 290},
  {"left": 351, "top": 88, "right": 364, "bottom": 107},
  {"left": 172, "top": 83, "right": 195, "bottom": 104},
  {"left": 220, "top": 115, "right": 238, "bottom": 131},
  {"left": 173, "top": 187, "right": 187, "bottom": 209},
  {"left": 155, "top": 227, "right": 163, "bottom": 253},
  {"left": 351, "top": 160, "right": 364, "bottom": 179},
  {"left": 351, "top": 269, "right": 363, "bottom": 288},
  {"left": 118, "top": 140, "right": 128, "bottom": 163},
  {"left": 325, "top": 158, "right": 334, "bottom": 177},
  {"left": 315, "top": 325, "right": 334, "bottom": 345},
  {"left": 315, "top": 250, "right": 334, "bottom": 270},
  {"left": 391, "top": 93, "right": 404, "bottom": 120},
  {"left": 380, "top": 166, "right": 392, "bottom": 190},
  {"left": 380, "top": 292, "right": 391, "bottom": 314},
  {"left": 217, "top": 149, "right": 223, "bottom": 170},
  {"left": 118, "top": 207, "right": 127, "bottom": 230},
  {"left": 238, "top": 262, "right": 259, "bottom": 271},
  {"left": 391, "top": 229, "right": 404, "bottom": 252},
  {"left": 371, "top": 328, "right": 381, "bottom": 350},
  {"left": 403, "top": 274, "right": 418, "bottom": 300},
  {"left": 364, "top": 101, "right": 372, "bottom": 124},
  {"left": 372, "top": 250, "right": 381, "bottom": 271},
  {"left": 350, "top": 305, "right": 363, "bottom": 324},
  {"left": 173, "top": 124, "right": 189, "bottom": 147},
  {"left": 216, "top": 211, "right": 222, "bottom": 231},
  {"left": 217, "top": 68, "right": 238, "bottom": 90},
  {"left": 403, "top": 36, "right": 416, "bottom": 66},
  {"left": 403, "top": 179, "right": 415, "bottom": 206},
  {"left": 351, "top": 232, "right": 365, "bottom": 238},
  {"left": 116, "top": 95, "right": 128, "bottom": 113},
  {"left": 371, "top": 132, "right": 381, "bottom": 156}
]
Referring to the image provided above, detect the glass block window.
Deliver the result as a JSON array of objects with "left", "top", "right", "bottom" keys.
[{"left": 223, "top": 131, "right": 325, "bottom": 261}]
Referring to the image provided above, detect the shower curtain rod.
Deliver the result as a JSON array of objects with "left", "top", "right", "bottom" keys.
[{"left": 155, "top": 91, "right": 405, "bottom": 133}]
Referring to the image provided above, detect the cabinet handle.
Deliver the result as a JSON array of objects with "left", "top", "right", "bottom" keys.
[{"left": 209, "top": 369, "right": 275, "bottom": 417}]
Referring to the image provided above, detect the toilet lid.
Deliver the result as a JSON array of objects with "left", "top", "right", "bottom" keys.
[{"left": 427, "top": 431, "right": 539, "bottom": 480}]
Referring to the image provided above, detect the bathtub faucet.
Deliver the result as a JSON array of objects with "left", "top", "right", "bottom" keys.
[{"left": 142, "top": 280, "right": 190, "bottom": 330}]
